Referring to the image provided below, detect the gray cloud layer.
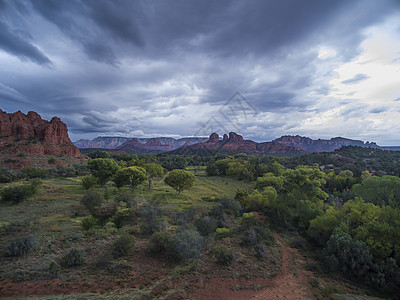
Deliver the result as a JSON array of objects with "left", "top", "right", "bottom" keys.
[{"left": 0, "top": 0, "right": 399, "bottom": 144}]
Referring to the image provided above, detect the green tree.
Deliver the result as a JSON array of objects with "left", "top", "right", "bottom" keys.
[
  {"left": 308, "top": 214, "right": 339, "bottom": 246},
  {"left": 352, "top": 175, "right": 400, "bottom": 207},
  {"left": 144, "top": 163, "right": 164, "bottom": 190},
  {"left": 324, "top": 232, "right": 374, "bottom": 280},
  {"left": 255, "top": 172, "right": 284, "bottom": 192},
  {"left": 355, "top": 221, "right": 393, "bottom": 260},
  {"left": 81, "top": 174, "right": 98, "bottom": 190},
  {"left": 164, "top": 169, "right": 196, "bottom": 195},
  {"left": 113, "top": 166, "right": 147, "bottom": 191},
  {"left": 226, "top": 161, "right": 253, "bottom": 180},
  {"left": 87, "top": 158, "right": 120, "bottom": 187}
]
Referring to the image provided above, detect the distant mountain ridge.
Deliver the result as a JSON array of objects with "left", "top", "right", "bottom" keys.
[
  {"left": 168, "top": 132, "right": 307, "bottom": 156},
  {"left": 74, "top": 137, "right": 131, "bottom": 149},
  {"left": 74, "top": 136, "right": 208, "bottom": 153},
  {"left": 116, "top": 137, "right": 208, "bottom": 153},
  {"left": 73, "top": 133, "right": 389, "bottom": 155},
  {"left": 273, "top": 135, "right": 379, "bottom": 153}
]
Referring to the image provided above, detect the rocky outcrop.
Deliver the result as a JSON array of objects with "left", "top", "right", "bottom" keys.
[
  {"left": 209, "top": 133, "right": 220, "bottom": 143},
  {"left": 0, "top": 109, "right": 81, "bottom": 157},
  {"left": 273, "top": 135, "right": 379, "bottom": 152},
  {"left": 170, "top": 132, "right": 306, "bottom": 156}
]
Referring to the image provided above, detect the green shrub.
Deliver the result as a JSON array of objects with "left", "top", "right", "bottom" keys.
[
  {"left": 27, "top": 178, "right": 42, "bottom": 194},
  {"left": 81, "top": 175, "right": 98, "bottom": 190},
  {"left": 213, "top": 245, "right": 235, "bottom": 265},
  {"left": 113, "top": 234, "right": 135, "bottom": 257},
  {"left": 115, "top": 193, "right": 137, "bottom": 207},
  {"left": 214, "top": 227, "right": 230, "bottom": 239},
  {"left": 81, "top": 215, "right": 98, "bottom": 231},
  {"left": 324, "top": 232, "right": 374, "bottom": 280},
  {"left": 148, "top": 231, "right": 172, "bottom": 254},
  {"left": 62, "top": 248, "right": 85, "bottom": 267},
  {"left": 206, "top": 163, "right": 219, "bottom": 176},
  {"left": 80, "top": 190, "right": 102, "bottom": 215},
  {"left": 240, "top": 212, "right": 260, "bottom": 228},
  {"left": 139, "top": 205, "right": 165, "bottom": 235},
  {"left": 168, "top": 229, "right": 204, "bottom": 260},
  {"left": 4, "top": 235, "right": 37, "bottom": 257},
  {"left": 219, "top": 197, "right": 242, "bottom": 216},
  {"left": 195, "top": 216, "right": 217, "bottom": 236},
  {"left": 255, "top": 243, "right": 268, "bottom": 258},
  {"left": 111, "top": 202, "right": 131, "bottom": 229},
  {"left": 0, "top": 168, "right": 16, "bottom": 183},
  {"left": 49, "top": 260, "right": 61, "bottom": 277},
  {"left": 1, "top": 185, "right": 31, "bottom": 204},
  {"left": 23, "top": 167, "right": 48, "bottom": 178},
  {"left": 48, "top": 157, "right": 56, "bottom": 164},
  {"left": 241, "top": 228, "right": 258, "bottom": 245},
  {"left": 174, "top": 208, "right": 196, "bottom": 225}
]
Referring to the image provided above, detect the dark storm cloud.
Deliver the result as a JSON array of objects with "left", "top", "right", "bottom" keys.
[
  {"left": 0, "top": 83, "right": 31, "bottom": 104},
  {"left": 0, "top": 19, "right": 52, "bottom": 65},
  {"left": 342, "top": 74, "right": 369, "bottom": 85},
  {"left": 0, "top": 0, "right": 399, "bottom": 142}
]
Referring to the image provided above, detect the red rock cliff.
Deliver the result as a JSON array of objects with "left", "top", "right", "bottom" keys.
[{"left": 0, "top": 109, "right": 81, "bottom": 157}]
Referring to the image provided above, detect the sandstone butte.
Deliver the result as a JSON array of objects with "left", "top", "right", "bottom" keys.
[{"left": 0, "top": 109, "right": 81, "bottom": 157}]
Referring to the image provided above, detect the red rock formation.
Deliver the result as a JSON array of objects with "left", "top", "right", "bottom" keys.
[
  {"left": 0, "top": 109, "right": 81, "bottom": 157},
  {"left": 171, "top": 132, "right": 306, "bottom": 156},
  {"left": 209, "top": 132, "right": 220, "bottom": 143},
  {"left": 228, "top": 132, "right": 243, "bottom": 142}
]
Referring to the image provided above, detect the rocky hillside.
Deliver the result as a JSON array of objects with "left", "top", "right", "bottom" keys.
[
  {"left": 169, "top": 132, "right": 307, "bottom": 156},
  {"left": 273, "top": 135, "right": 379, "bottom": 152},
  {"left": 0, "top": 109, "right": 81, "bottom": 157}
]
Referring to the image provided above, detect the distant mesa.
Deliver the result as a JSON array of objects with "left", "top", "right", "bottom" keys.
[
  {"left": 273, "top": 135, "right": 379, "bottom": 153},
  {"left": 0, "top": 109, "right": 81, "bottom": 157}
]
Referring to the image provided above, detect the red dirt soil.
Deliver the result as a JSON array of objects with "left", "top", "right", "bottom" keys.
[
  {"left": 0, "top": 236, "right": 314, "bottom": 299},
  {"left": 190, "top": 235, "right": 314, "bottom": 300}
]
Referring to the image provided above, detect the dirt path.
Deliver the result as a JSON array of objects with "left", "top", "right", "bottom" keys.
[
  {"left": 251, "top": 235, "right": 313, "bottom": 299},
  {"left": 191, "top": 235, "right": 314, "bottom": 300}
]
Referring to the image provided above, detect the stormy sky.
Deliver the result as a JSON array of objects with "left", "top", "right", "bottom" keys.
[{"left": 0, "top": 0, "right": 400, "bottom": 145}]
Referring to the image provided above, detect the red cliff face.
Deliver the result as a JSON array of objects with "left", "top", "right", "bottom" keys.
[{"left": 0, "top": 109, "right": 81, "bottom": 157}]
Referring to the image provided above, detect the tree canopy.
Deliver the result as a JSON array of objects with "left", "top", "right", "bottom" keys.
[
  {"left": 164, "top": 169, "right": 196, "bottom": 195},
  {"left": 87, "top": 158, "right": 120, "bottom": 187},
  {"left": 144, "top": 163, "right": 164, "bottom": 190},
  {"left": 113, "top": 166, "right": 147, "bottom": 191}
]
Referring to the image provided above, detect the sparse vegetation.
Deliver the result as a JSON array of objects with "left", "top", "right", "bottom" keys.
[
  {"left": 62, "top": 248, "right": 85, "bottom": 267},
  {"left": 113, "top": 234, "right": 135, "bottom": 257},
  {"left": 4, "top": 235, "right": 37, "bottom": 257},
  {"left": 1, "top": 149, "right": 400, "bottom": 298}
]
